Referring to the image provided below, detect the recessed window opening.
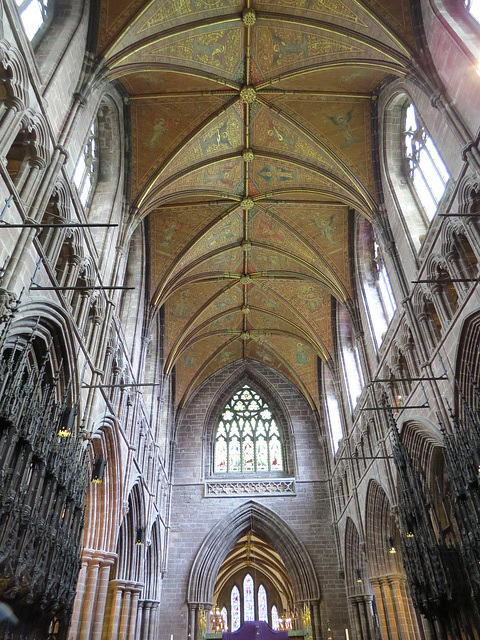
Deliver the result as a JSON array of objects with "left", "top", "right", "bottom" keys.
[
  {"left": 466, "top": 0, "right": 480, "bottom": 22},
  {"left": 324, "top": 365, "right": 344, "bottom": 453},
  {"left": 214, "top": 385, "right": 283, "bottom": 473},
  {"left": 73, "top": 121, "right": 98, "bottom": 208},
  {"left": 403, "top": 103, "right": 450, "bottom": 222},
  {"left": 15, "top": 0, "right": 49, "bottom": 41}
]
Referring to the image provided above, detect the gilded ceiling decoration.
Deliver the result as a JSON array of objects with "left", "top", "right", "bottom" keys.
[{"left": 98, "top": 0, "right": 417, "bottom": 409}]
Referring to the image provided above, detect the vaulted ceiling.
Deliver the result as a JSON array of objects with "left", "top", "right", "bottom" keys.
[{"left": 97, "top": 0, "right": 418, "bottom": 410}]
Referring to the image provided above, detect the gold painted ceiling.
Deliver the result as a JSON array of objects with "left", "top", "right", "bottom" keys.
[{"left": 97, "top": 0, "right": 417, "bottom": 410}]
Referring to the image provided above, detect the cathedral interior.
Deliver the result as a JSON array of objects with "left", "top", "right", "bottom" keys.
[{"left": 1, "top": 0, "right": 480, "bottom": 638}]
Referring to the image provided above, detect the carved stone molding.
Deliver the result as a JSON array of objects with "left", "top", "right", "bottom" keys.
[{"left": 205, "top": 478, "right": 296, "bottom": 497}]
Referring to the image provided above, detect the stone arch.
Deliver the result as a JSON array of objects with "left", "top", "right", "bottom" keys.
[
  {"left": 200, "top": 363, "right": 297, "bottom": 479},
  {"left": 8, "top": 300, "right": 80, "bottom": 398},
  {"left": 187, "top": 500, "right": 320, "bottom": 606},
  {"left": 364, "top": 480, "right": 419, "bottom": 639},
  {"left": 84, "top": 414, "right": 123, "bottom": 552},
  {"left": 0, "top": 40, "right": 29, "bottom": 107},
  {"left": 455, "top": 309, "right": 480, "bottom": 413},
  {"left": 113, "top": 481, "right": 147, "bottom": 583},
  {"left": 425, "top": 253, "right": 459, "bottom": 324},
  {"left": 364, "top": 480, "right": 400, "bottom": 577},
  {"left": 344, "top": 517, "right": 365, "bottom": 597}
]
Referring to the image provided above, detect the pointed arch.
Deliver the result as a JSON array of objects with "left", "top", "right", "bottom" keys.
[
  {"left": 187, "top": 500, "right": 320, "bottom": 605},
  {"left": 200, "top": 365, "right": 298, "bottom": 479}
]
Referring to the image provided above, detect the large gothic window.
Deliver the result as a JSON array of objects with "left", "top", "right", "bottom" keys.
[
  {"left": 214, "top": 385, "right": 284, "bottom": 473},
  {"left": 15, "top": 0, "right": 50, "bottom": 41},
  {"left": 466, "top": 0, "right": 480, "bottom": 22},
  {"left": 403, "top": 102, "right": 450, "bottom": 222},
  {"left": 73, "top": 120, "right": 98, "bottom": 209}
]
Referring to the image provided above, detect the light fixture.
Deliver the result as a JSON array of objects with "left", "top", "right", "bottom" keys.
[
  {"left": 388, "top": 537, "right": 397, "bottom": 554},
  {"left": 278, "top": 604, "right": 297, "bottom": 631},
  {"left": 209, "top": 605, "right": 227, "bottom": 633},
  {"left": 58, "top": 407, "right": 76, "bottom": 437},
  {"left": 355, "top": 569, "right": 362, "bottom": 583},
  {"left": 91, "top": 459, "right": 106, "bottom": 484},
  {"left": 136, "top": 527, "right": 145, "bottom": 545}
]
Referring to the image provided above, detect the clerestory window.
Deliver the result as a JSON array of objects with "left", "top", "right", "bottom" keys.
[
  {"left": 361, "top": 233, "right": 396, "bottom": 351},
  {"left": 73, "top": 120, "right": 98, "bottom": 209},
  {"left": 15, "top": 0, "right": 50, "bottom": 41},
  {"left": 403, "top": 102, "right": 450, "bottom": 222},
  {"left": 214, "top": 385, "right": 283, "bottom": 473},
  {"left": 465, "top": 0, "right": 480, "bottom": 22}
]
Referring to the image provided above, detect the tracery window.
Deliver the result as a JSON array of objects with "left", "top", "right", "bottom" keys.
[
  {"left": 271, "top": 605, "right": 279, "bottom": 630},
  {"left": 73, "top": 120, "right": 98, "bottom": 208},
  {"left": 466, "top": 0, "right": 480, "bottom": 22},
  {"left": 15, "top": 0, "right": 50, "bottom": 41},
  {"left": 214, "top": 385, "right": 284, "bottom": 473},
  {"left": 258, "top": 585, "right": 268, "bottom": 622},
  {"left": 403, "top": 102, "right": 450, "bottom": 222},
  {"left": 231, "top": 586, "right": 241, "bottom": 631},
  {"left": 244, "top": 574, "right": 255, "bottom": 621}
]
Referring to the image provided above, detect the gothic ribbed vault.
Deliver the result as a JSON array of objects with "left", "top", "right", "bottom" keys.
[{"left": 96, "top": 0, "right": 418, "bottom": 409}]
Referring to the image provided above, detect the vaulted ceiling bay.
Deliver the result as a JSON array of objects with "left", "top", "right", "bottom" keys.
[{"left": 96, "top": 0, "right": 417, "bottom": 410}]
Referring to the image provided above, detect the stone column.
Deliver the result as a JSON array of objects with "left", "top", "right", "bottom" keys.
[
  {"left": 127, "top": 585, "right": 142, "bottom": 639},
  {"left": 118, "top": 587, "right": 132, "bottom": 640},
  {"left": 148, "top": 602, "right": 160, "bottom": 640},
  {"left": 90, "top": 552, "right": 117, "bottom": 640},
  {"left": 139, "top": 600, "right": 151, "bottom": 640},
  {"left": 68, "top": 552, "right": 90, "bottom": 639},
  {"left": 106, "top": 579, "right": 126, "bottom": 640},
  {"left": 78, "top": 554, "right": 101, "bottom": 640}
]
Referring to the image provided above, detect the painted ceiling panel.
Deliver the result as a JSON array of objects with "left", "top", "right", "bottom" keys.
[
  {"left": 131, "top": 96, "right": 229, "bottom": 196},
  {"left": 176, "top": 336, "right": 244, "bottom": 406},
  {"left": 98, "top": 0, "right": 417, "bottom": 409},
  {"left": 149, "top": 203, "right": 232, "bottom": 294},
  {"left": 120, "top": 70, "right": 233, "bottom": 95}
]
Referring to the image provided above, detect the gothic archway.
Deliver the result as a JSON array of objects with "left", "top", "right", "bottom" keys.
[{"left": 187, "top": 501, "right": 320, "bottom": 640}]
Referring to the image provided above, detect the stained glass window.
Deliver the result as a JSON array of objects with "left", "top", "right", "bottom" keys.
[
  {"left": 231, "top": 586, "right": 241, "bottom": 631},
  {"left": 221, "top": 606, "right": 228, "bottom": 631},
  {"left": 15, "top": 0, "right": 49, "bottom": 41},
  {"left": 258, "top": 585, "right": 268, "bottom": 623},
  {"left": 73, "top": 121, "right": 98, "bottom": 209},
  {"left": 404, "top": 102, "right": 449, "bottom": 221},
  {"left": 466, "top": 0, "right": 480, "bottom": 22},
  {"left": 214, "top": 385, "right": 284, "bottom": 473},
  {"left": 271, "top": 605, "right": 279, "bottom": 630},
  {"left": 243, "top": 574, "right": 255, "bottom": 621}
]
